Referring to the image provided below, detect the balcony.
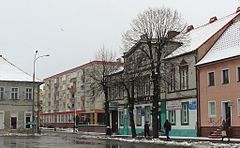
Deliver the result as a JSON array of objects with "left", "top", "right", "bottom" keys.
[
  {"left": 81, "top": 96, "right": 85, "bottom": 100},
  {"left": 70, "top": 97, "right": 75, "bottom": 103},
  {"left": 54, "top": 82, "right": 59, "bottom": 88},
  {"left": 54, "top": 99, "right": 59, "bottom": 104}
]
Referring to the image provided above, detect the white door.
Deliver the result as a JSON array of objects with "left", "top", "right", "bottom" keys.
[{"left": 0, "top": 112, "right": 4, "bottom": 129}]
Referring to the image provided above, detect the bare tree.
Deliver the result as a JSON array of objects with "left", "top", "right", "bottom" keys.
[
  {"left": 121, "top": 57, "right": 144, "bottom": 138},
  {"left": 122, "top": 7, "right": 187, "bottom": 138},
  {"left": 87, "top": 46, "right": 122, "bottom": 135}
]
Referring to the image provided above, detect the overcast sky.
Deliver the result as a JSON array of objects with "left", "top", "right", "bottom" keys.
[{"left": 0, "top": 0, "right": 239, "bottom": 80}]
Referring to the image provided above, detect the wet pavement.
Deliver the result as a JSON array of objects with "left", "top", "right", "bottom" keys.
[{"left": 0, "top": 133, "right": 189, "bottom": 148}]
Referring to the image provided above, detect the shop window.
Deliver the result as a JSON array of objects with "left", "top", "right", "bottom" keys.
[
  {"left": 136, "top": 107, "right": 142, "bottom": 126},
  {"left": 144, "top": 106, "right": 151, "bottom": 124},
  {"left": 119, "top": 111, "right": 124, "bottom": 126},
  {"left": 168, "top": 110, "right": 176, "bottom": 125}
]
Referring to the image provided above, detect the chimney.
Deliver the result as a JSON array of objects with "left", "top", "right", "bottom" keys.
[
  {"left": 167, "top": 31, "right": 180, "bottom": 39},
  {"left": 236, "top": 7, "right": 240, "bottom": 13},
  {"left": 116, "top": 58, "right": 122, "bottom": 63},
  {"left": 187, "top": 25, "right": 194, "bottom": 32},
  {"left": 209, "top": 16, "right": 217, "bottom": 23}
]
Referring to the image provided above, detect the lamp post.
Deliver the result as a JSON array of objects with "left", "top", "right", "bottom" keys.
[{"left": 32, "top": 50, "right": 49, "bottom": 135}]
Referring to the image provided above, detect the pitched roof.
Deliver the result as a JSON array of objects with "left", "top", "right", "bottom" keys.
[
  {"left": 0, "top": 56, "right": 41, "bottom": 82},
  {"left": 196, "top": 18, "right": 240, "bottom": 66},
  {"left": 166, "top": 12, "right": 240, "bottom": 59}
]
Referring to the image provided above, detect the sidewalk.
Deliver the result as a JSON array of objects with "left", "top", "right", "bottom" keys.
[
  {"left": 112, "top": 134, "right": 240, "bottom": 143},
  {"left": 43, "top": 127, "right": 240, "bottom": 143},
  {"left": 44, "top": 127, "right": 240, "bottom": 144},
  {"left": 2, "top": 128, "right": 239, "bottom": 147}
]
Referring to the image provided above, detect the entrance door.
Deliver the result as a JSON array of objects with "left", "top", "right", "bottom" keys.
[
  {"left": 111, "top": 111, "right": 118, "bottom": 133},
  {"left": 222, "top": 102, "right": 231, "bottom": 126},
  {"left": 225, "top": 102, "right": 231, "bottom": 127},
  {"left": 0, "top": 112, "right": 4, "bottom": 129},
  {"left": 11, "top": 117, "right": 17, "bottom": 129}
]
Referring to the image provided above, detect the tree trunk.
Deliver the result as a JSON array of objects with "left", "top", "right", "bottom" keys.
[
  {"left": 103, "top": 86, "right": 111, "bottom": 135},
  {"left": 152, "top": 74, "right": 159, "bottom": 138},
  {"left": 129, "top": 81, "right": 136, "bottom": 138}
]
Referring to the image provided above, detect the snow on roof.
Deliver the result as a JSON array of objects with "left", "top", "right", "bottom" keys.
[
  {"left": 166, "top": 12, "right": 240, "bottom": 59},
  {"left": 196, "top": 19, "right": 240, "bottom": 66},
  {"left": 110, "top": 66, "right": 124, "bottom": 75},
  {"left": 0, "top": 56, "right": 41, "bottom": 82}
]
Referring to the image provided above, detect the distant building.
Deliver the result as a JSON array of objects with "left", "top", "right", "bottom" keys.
[
  {"left": 41, "top": 61, "right": 121, "bottom": 128},
  {"left": 0, "top": 56, "right": 42, "bottom": 132},
  {"left": 196, "top": 10, "right": 240, "bottom": 138}
]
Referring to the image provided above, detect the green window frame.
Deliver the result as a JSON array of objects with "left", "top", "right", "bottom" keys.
[
  {"left": 168, "top": 110, "right": 176, "bottom": 125},
  {"left": 144, "top": 106, "right": 151, "bottom": 124},
  {"left": 136, "top": 107, "right": 142, "bottom": 126},
  {"left": 181, "top": 102, "right": 189, "bottom": 125}
]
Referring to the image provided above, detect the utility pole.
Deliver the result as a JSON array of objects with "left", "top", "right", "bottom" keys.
[{"left": 32, "top": 50, "right": 49, "bottom": 135}]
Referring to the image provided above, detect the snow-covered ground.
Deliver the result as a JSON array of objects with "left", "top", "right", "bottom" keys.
[
  {"left": 50, "top": 128, "right": 240, "bottom": 148},
  {"left": 2, "top": 128, "right": 240, "bottom": 148}
]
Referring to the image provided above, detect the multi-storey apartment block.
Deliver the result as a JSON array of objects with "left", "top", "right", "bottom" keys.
[
  {"left": 41, "top": 61, "right": 120, "bottom": 128},
  {"left": 0, "top": 56, "right": 42, "bottom": 132}
]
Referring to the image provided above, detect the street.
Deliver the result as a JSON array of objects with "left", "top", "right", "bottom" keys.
[{"left": 0, "top": 133, "right": 189, "bottom": 148}]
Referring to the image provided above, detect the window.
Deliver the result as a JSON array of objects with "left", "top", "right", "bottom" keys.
[
  {"left": 11, "top": 88, "right": 18, "bottom": 100},
  {"left": 237, "top": 67, "right": 240, "bottom": 82},
  {"left": 119, "top": 111, "right": 124, "bottom": 126},
  {"left": 144, "top": 79, "right": 150, "bottom": 96},
  {"left": 137, "top": 57, "right": 143, "bottom": 68},
  {"left": 169, "top": 67, "right": 175, "bottom": 91},
  {"left": 144, "top": 106, "right": 151, "bottom": 124},
  {"left": 208, "top": 101, "right": 216, "bottom": 117},
  {"left": 136, "top": 107, "right": 142, "bottom": 126},
  {"left": 25, "top": 112, "right": 31, "bottom": 128},
  {"left": 137, "top": 82, "right": 143, "bottom": 97},
  {"left": 168, "top": 110, "right": 176, "bottom": 125},
  {"left": 25, "top": 88, "right": 32, "bottom": 100},
  {"left": 208, "top": 72, "right": 215, "bottom": 86},
  {"left": 181, "top": 102, "right": 189, "bottom": 125},
  {"left": 222, "top": 69, "right": 229, "bottom": 84},
  {"left": 11, "top": 113, "right": 17, "bottom": 129},
  {"left": 0, "top": 87, "right": 4, "bottom": 99},
  {"left": 238, "top": 98, "right": 240, "bottom": 116},
  {"left": 179, "top": 66, "right": 188, "bottom": 90}
]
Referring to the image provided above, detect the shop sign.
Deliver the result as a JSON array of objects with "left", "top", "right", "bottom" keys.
[
  {"left": 166, "top": 100, "right": 182, "bottom": 110},
  {"left": 189, "top": 101, "right": 197, "bottom": 110}
]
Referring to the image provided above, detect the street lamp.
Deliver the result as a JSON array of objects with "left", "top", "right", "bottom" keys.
[{"left": 32, "top": 50, "right": 49, "bottom": 135}]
